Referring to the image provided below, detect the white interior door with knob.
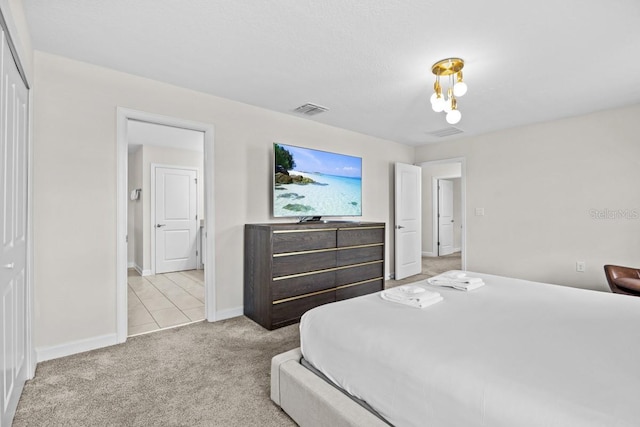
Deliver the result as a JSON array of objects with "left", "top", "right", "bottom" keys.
[
  {"left": 154, "top": 166, "right": 198, "bottom": 274},
  {"left": 394, "top": 163, "right": 422, "bottom": 280},
  {"left": 438, "top": 179, "right": 454, "bottom": 256},
  {"left": 0, "top": 28, "right": 29, "bottom": 426}
]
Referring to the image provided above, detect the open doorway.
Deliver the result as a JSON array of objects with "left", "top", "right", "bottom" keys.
[
  {"left": 387, "top": 159, "right": 465, "bottom": 287},
  {"left": 435, "top": 177, "right": 461, "bottom": 256},
  {"left": 116, "top": 109, "right": 216, "bottom": 343},
  {"left": 127, "top": 122, "right": 205, "bottom": 335},
  {"left": 420, "top": 158, "right": 466, "bottom": 276}
]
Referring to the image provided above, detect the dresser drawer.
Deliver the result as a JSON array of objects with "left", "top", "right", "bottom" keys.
[
  {"left": 336, "top": 279, "right": 383, "bottom": 301},
  {"left": 335, "top": 261, "right": 384, "bottom": 287},
  {"left": 271, "top": 270, "right": 336, "bottom": 301},
  {"left": 272, "top": 250, "right": 336, "bottom": 277},
  {"left": 337, "top": 226, "right": 384, "bottom": 247},
  {"left": 336, "top": 245, "right": 383, "bottom": 267},
  {"left": 271, "top": 291, "right": 335, "bottom": 328},
  {"left": 272, "top": 229, "right": 336, "bottom": 254}
]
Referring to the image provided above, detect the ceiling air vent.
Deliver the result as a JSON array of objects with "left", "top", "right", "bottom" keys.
[
  {"left": 427, "top": 127, "right": 464, "bottom": 138},
  {"left": 293, "top": 103, "right": 329, "bottom": 116}
]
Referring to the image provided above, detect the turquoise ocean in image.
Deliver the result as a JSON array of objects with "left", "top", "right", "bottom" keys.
[{"left": 274, "top": 170, "right": 362, "bottom": 217}]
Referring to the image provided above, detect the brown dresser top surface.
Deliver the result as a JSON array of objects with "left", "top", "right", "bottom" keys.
[{"left": 246, "top": 221, "right": 385, "bottom": 231}]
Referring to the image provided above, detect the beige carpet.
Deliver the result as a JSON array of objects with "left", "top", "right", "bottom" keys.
[
  {"left": 14, "top": 317, "right": 299, "bottom": 426},
  {"left": 15, "top": 254, "right": 461, "bottom": 426}
]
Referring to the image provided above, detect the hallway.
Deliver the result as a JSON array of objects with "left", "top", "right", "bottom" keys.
[{"left": 127, "top": 269, "right": 205, "bottom": 336}]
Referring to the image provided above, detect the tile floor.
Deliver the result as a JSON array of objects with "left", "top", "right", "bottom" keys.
[{"left": 128, "top": 268, "right": 205, "bottom": 336}]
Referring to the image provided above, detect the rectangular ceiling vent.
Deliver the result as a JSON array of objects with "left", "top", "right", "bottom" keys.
[
  {"left": 293, "top": 103, "right": 329, "bottom": 116},
  {"left": 427, "top": 127, "right": 464, "bottom": 138}
]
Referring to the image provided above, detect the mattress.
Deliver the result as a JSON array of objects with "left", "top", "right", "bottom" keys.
[{"left": 300, "top": 272, "right": 640, "bottom": 427}]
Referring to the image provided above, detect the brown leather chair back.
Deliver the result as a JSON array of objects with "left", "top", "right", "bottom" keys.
[{"left": 604, "top": 265, "right": 640, "bottom": 296}]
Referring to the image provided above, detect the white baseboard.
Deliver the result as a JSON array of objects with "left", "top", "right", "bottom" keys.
[
  {"left": 213, "top": 306, "right": 244, "bottom": 322},
  {"left": 36, "top": 333, "right": 118, "bottom": 362},
  {"left": 453, "top": 247, "right": 461, "bottom": 253},
  {"left": 36, "top": 307, "right": 243, "bottom": 362},
  {"left": 127, "top": 261, "right": 135, "bottom": 269},
  {"left": 133, "top": 264, "right": 152, "bottom": 276}
]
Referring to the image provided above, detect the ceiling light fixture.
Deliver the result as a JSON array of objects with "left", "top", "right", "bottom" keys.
[{"left": 430, "top": 58, "right": 467, "bottom": 125}]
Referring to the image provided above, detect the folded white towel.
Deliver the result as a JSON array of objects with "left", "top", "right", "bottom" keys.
[
  {"left": 383, "top": 290, "right": 440, "bottom": 303},
  {"left": 381, "top": 286, "right": 443, "bottom": 308},
  {"left": 427, "top": 279, "right": 485, "bottom": 291},
  {"left": 387, "top": 284, "right": 428, "bottom": 296},
  {"left": 429, "top": 277, "right": 484, "bottom": 285},
  {"left": 427, "top": 271, "right": 485, "bottom": 291},
  {"left": 439, "top": 270, "right": 467, "bottom": 279}
]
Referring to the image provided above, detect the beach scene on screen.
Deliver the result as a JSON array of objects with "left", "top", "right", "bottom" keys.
[{"left": 274, "top": 143, "right": 362, "bottom": 217}]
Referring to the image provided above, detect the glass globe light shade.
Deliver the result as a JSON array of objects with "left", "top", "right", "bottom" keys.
[
  {"left": 453, "top": 81, "right": 468, "bottom": 97},
  {"left": 430, "top": 92, "right": 439, "bottom": 104},
  {"left": 446, "top": 109, "right": 462, "bottom": 125},
  {"left": 432, "top": 97, "right": 445, "bottom": 112}
]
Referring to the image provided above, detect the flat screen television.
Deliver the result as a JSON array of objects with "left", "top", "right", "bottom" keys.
[{"left": 273, "top": 143, "right": 362, "bottom": 219}]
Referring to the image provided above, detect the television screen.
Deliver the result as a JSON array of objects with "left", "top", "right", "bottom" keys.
[{"left": 273, "top": 143, "right": 362, "bottom": 218}]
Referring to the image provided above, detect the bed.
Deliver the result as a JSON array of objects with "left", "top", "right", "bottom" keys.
[{"left": 270, "top": 272, "right": 640, "bottom": 427}]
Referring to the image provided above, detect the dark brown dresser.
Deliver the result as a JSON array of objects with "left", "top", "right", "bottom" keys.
[{"left": 244, "top": 221, "right": 385, "bottom": 329}]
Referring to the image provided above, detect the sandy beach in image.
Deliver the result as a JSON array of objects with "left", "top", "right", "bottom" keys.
[{"left": 274, "top": 170, "right": 361, "bottom": 217}]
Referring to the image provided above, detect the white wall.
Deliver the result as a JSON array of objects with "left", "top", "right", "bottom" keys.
[
  {"left": 420, "top": 162, "right": 461, "bottom": 255},
  {"left": 31, "top": 51, "right": 415, "bottom": 352},
  {"left": 415, "top": 104, "right": 640, "bottom": 291}
]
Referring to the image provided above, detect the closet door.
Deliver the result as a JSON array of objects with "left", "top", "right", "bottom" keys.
[{"left": 0, "top": 26, "right": 29, "bottom": 426}]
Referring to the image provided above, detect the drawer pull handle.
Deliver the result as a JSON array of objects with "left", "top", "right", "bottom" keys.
[
  {"left": 272, "top": 260, "right": 383, "bottom": 281},
  {"left": 273, "top": 277, "right": 383, "bottom": 305}
]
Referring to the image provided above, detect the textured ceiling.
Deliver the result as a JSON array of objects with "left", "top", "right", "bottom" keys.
[{"left": 23, "top": 0, "right": 640, "bottom": 145}]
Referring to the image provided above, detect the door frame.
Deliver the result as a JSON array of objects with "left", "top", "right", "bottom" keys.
[
  {"left": 150, "top": 164, "right": 199, "bottom": 275},
  {"left": 116, "top": 108, "right": 216, "bottom": 343},
  {"left": 26, "top": 87, "right": 35, "bottom": 379},
  {"left": 419, "top": 157, "right": 467, "bottom": 269}
]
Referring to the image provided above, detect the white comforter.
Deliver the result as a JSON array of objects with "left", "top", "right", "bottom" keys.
[{"left": 300, "top": 272, "right": 640, "bottom": 427}]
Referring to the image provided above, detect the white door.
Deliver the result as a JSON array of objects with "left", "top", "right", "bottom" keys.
[
  {"left": 155, "top": 167, "right": 198, "bottom": 274},
  {"left": 394, "top": 163, "right": 422, "bottom": 280},
  {"left": 438, "top": 179, "right": 454, "bottom": 256},
  {"left": 0, "top": 29, "right": 29, "bottom": 426}
]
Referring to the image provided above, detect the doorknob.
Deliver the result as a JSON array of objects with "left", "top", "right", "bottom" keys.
[
  {"left": 3, "top": 263, "right": 14, "bottom": 269},
  {"left": 156, "top": 224, "right": 166, "bottom": 228},
  {"left": 395, "top": 225, "right": 405, "bottom": 229},
  {"left": 451, "top": 219, "right": 454, "bottom": 223}
]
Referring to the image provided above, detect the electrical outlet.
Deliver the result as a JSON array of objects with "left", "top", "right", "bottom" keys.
[
  {"left": 475, "top": 208, "right": 485, "bottom": 216},
  {"left": 576, "top": 261, "right": 586, "bottom": 272}
]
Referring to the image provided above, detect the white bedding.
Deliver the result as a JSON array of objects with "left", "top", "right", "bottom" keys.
[{"left": 300, "top": 272, "right": 640, "bottom": 427}]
